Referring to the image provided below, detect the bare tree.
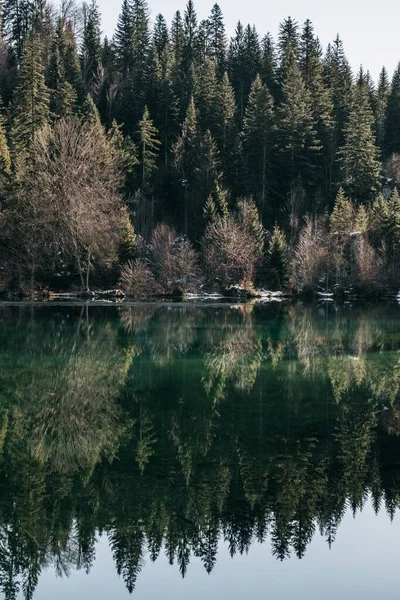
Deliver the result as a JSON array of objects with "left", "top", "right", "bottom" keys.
[
  {"left": 291, "top": 216, "right": 329, "bottom": 293},
  {"left": 3, "top": 117, "right": 128, "bottom": 291},
  {"left": 202, "top": 215, "right": 258, "bottom": 289},
  {"left": 151, "top": 223, "right": 201, "bottom": 293}
]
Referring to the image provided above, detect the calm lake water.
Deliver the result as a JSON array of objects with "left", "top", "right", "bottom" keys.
[{"left": 1, "top": 301, "right": 400, "bottom": 599}]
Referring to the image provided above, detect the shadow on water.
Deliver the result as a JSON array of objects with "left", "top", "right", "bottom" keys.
[{"left": 1, "top": 302, "right": 400, "bottom": 597}]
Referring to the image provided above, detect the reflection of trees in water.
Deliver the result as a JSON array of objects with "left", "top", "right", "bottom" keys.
[{"left": 2, "top": 304, "right": 400, "bottom": 597}]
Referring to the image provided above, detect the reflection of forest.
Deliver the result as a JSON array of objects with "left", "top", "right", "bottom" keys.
[{"left": 1, "top": 303, "right": 400, "bottom": 598}]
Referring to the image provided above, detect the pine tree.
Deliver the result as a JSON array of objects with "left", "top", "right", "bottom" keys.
[
  {"left": 260, "top": 33, "right": 278, "bottom": 98},
  {"left": 119, "top": 214, "right": 137, "bottom": 262},
  {"left": 174, "top": 96, "right": 202, "bottom": 233},
  {"left": 242, "top": 75, "right": 275, "bottom": 218},
  {"left": 375, "top": 67, "right": 390, "bottom": 150},
  {"left": 171, "top": 10, "right": 184, "bottom": 66},
  {"left": 0, "top": 99, "right": 11, "bottom": 176},
  {"left": 60, "top": 20, "right": 86, "bottom": 105},
  {"left": 299, "top": 20, "right": 334, "bottom": 199},
  {"left": 237, "top": 197, "right": 265, "bottom": 256},
  {"left": 11, "top": 34, "right": 50, "bottom": 154},
  {"left": 277, "top": 50, "right": 321, "bottom": 197},
  {"left": 330, "top": 187, "right": 354, "bottom": 234},
  {"left": 193, "top": 57, "right": 218, "bottom": 132},
  {"left": 114, "top": 0, "right": 134, "bottom": 76},
  {"left": 324, "top": 35, "right": 353, "bottom": 154},
  {"left": 138, "top": 105, "right": 160, "bottom": 184},
  {"left": 339, "top": 77, "right": 381, "bottom": 201},
  {"left": 81, "top": 92, "right": 100, "bottom": 125},
  {"left": 3, "top": 0, "right": 35, "bottom": 59},
  {"left": 384, "top": 62, "right": 400, "bottom": 157},
  {"left": 81, "top": 0, "right": 102, "bottom": 91},
  {"left": 153, "top": 13, "right": 169, "bottom": 58},
  {"left": 48, "top": 42, "right": 77, "bottom": 117},
  {"left": 278, "top": 17, "right": 299, "bottom": 82},
  {"left": 268, "top": 224, "right": 289, "bottom": 289},
  {"left": 208, "top": 3, "right": 226, "bottom": 77}
]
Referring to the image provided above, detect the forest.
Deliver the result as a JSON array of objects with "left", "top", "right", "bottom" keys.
[
  {"left": 0, "top": 0, "right": 400, "bottom": 296},
  {"left": 1, "top": 303, "right": 400, "bottom": 597}
]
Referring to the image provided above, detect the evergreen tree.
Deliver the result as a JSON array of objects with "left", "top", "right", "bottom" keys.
[
  {"left": 208, "top": 3, "right": 226, "bottom": 77},
  {"left": 153, "top": 13, "right": 169, "bottom": 58},
  {"left": 278, "top": 17, "right": 299, "bottom": 81},
  {"left": 237, "top": 197, "right": 265, "bottom": 256},
  {"left": 0, "top": 99, "right": 11, "bottom": 176},
  {"left": 375, "top": 67, "right": 390, "bottom": 150},
  {"left": 330, "top": 187, "right": 354, "bottom": 234},
  {"left": 228, "top": 22, "right": 260, "bottom": 123},
  {"left": 299, "top": 20, "right": 334, "bottom": 199},
  {"left": 11, "top": 34, "right": 50, "bottom": 154},
  {"left": 138, "top": 105, "right": 160, "bottom": 185},
  {"left": 277, "top": 50, "right": 321, "bottom": 199},
  {"left": 3, "top": 0, "right": 35, "bottom": 59},
  {"left": 242, "top": 75, "right": 275, "bottom": 218},
  {"left": 48, "top": 42, "right": 77, "bottom": 117},
  {"left": 60, "top": 20, "right": 86, "bottom": 105},
  {"left": 267, "top": 224, "right": 289, "bottom": 289},
  {"left": 384, "top": 62, "right": 400, "bottom": 157},
  {"left": 81, "top": 0, "right": 102, "bottom": 91},
  {"left": 81, "top": 92, "right": 100, "bottom": 125},
  {"left": 339, "top": 77, "right": 381, "bottom": 201},
  {"left": 114, "top": 0, "right": 134, "bottom": 76},
  {"left": 260, "top": 33, "right": 278, "bottom": 99}
]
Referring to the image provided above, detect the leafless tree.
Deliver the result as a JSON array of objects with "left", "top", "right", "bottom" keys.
[
  {"left": 291, "top": 216, "right": 329, "bottom": 293},
  {"left": 202, "top": 215, "right": 258, "bottom": 288},
  {"left": 3, "top": 117, "right": 127, "bottom": 291}
]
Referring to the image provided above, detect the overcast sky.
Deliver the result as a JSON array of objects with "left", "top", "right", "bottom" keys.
[{"left": 95, "top": 0, "right": 399, "bottom": 82}]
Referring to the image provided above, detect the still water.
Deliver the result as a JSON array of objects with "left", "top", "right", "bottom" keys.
[{"left": 1, "top": 302, "right": 400, "bottom": 599}]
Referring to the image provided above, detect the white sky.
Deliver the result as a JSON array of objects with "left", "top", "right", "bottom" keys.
[{"left": 97, "top": 0, "right": 400, "bottom": 82}]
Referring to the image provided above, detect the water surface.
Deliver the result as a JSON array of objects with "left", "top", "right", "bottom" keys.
[{"left": 1, "top": 302, "right": 400, "bottom": 598}]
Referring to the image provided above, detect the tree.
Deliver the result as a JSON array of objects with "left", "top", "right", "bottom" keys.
[
  {"left": 48, "top": 41, "right": 77, "bottom": 118},
  {"left": 339, "top": 78, "right": 381, "bottom": 201},
  {"left": 153, "top": 13, "right": 169, "bottom": 58},
  {"left": 0, "top": 100, "right": 11, "bottom": 176},
  {"left": 260, "top": 33, "right": 278, "bottom": 98},
  {"left": 138, "top": 106, "right": 160, "bottom": 185},
  {"left": 11, "top": 34, "right": 50, "bottom": 155},
  {"left": 267, "top": 224, "right": 289, "bottom": 289},
  {"left": 384, "top": 62, "right": 400, "bottom": 157},
  {"left": 276, "top": 50, "right": 321, "bottom": 200},
  {"left": 7, "top": 117, "right": 129, "bottom": 290},
  {"left": 237, "top": 197, "right": 265, "bottom": 257},
  {"left": 81, "top": 0, "right": 102, "bottom": 91},
  {"left": 375, "top": 67, "right": 390, "bottom": 150},
  {"left": 208, "top": 3, "right": 226, "bottom": 77},
  {"left": 114, "top": 0, "right": 134, "bottom": 76},
  {"left": 330, "top": 187, "right": 354, "bottom": 234},
  {"left": 202, "top": 213, "right": 259, "bottom": 287},
  {"left": 242, "top": 75, "right": 275, "bottom": 218}
]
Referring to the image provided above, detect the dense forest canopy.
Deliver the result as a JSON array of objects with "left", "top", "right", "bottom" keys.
[{"left": 0, "top": 0, "right": 400, "bottom": 294}]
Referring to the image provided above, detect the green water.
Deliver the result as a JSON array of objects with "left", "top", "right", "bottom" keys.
[{"left": 1, "top": 302, "right": 400, "bottom": 599}]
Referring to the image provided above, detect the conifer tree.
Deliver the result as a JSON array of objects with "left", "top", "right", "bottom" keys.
[
  {"left": 278, "top": 17, "right": 299, "bottom": 82},
  {"left": 384, "top": 62, "right": 400, "bottom": 157},
  {"left": 11, "top": 34, "right": 50, "bottom": 154},
  {"left": 48, "top": 42, "right": 77, "bottom": 117},
  {"left": 267, "top": 224, "right": 289, "bottom": 289},
  {"left": 60, "top": 20, "right": 86, "bottom": 105},
  {"left": 375, "top": 67, "right": 389, "bottom": 150},
  {"left": 0, "top": 100, "right": 11, "bottom": 176},
  {"left": 193, "top": 57, "right": 218, "bottom": 132},
  {"left": 299, "top": 20, "right": 334, "bottom": 198},
  {"left": 81, "top": 92, "right": 100, "bottom": 125},
  {"left": 339, "top": 78, "right": 381, "bottom": 201},
  {"left": 330, "top": 187, "right": 354, "bottom": 234},
  {"left": 242, "top": 75, "right": 275, "bottom": 218},
  {"left": 277, "top": 50, "right": 320, "bottom": 197},
  {"left": 81, "top": 0, "right": 102, "bottom": 91},
  {"left": 237, "top": 197, "right": 265, "bottom": 257},
  {"left": 138, "top": 105, "right": 160, "bottom": 184},
  {"left": 260, "top": 33, "right": 278, "bottom": 99},
  {"left": 208, "top": 4, "right": 226, "bottom": 77},
  {"left": 153, "top": 13, "right": 169, "bottom": 58},
  {"left": 114, "top": 0, "right": 134, "bottom": 76}
]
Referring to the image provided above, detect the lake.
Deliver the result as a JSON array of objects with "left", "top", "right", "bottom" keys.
[{"left": 1, "top": 301, "right": 400, "bottom": 599}]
